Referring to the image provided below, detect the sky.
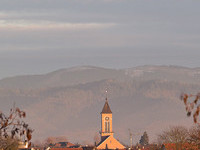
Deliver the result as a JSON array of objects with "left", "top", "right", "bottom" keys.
[{"left": 0, "top": 0, "right": 200, "bottom": 79}]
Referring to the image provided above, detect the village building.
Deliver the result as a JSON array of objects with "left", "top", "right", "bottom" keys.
[{"left": 96, "top": 98, "right": 125, "bottom": 150}]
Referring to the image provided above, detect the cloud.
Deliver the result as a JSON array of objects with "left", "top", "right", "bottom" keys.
[{"left": 0, "top": 20, "right": 116, "bottom": 31}]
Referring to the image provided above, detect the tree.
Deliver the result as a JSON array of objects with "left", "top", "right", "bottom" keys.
[
  {"left": 0, "top": 105, "right": 33, "bottom": 149},
  {"left": 157, "top": 126, "right": 188, "bottom": 150},
  {"left": 44, "top": 136, "right": 68, "bottom": 147},
  {"left": 0, "top": 137, "right": 19, "bottom": 150},
  {"left": 32, "top": 140, "right": 43, "bottom": 149},
  {"left": 45, "top": 136, "right": 68, "bottom": 144},
  {"left": 188, "top": 125, "right": 200, "bottom": 149},
  {"left": 139, "top": 131, "right": 149, "bottom": 146},
  {"left": 180, "top": 93, "right": 200, "bottom": 124},
  {"left": 160, "top": 144, "right": 166, "bottom": 150}
]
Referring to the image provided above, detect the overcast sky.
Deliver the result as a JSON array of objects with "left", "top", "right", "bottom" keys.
[{"left": 0, "top": 0, "right": 200, "bottom": 79}]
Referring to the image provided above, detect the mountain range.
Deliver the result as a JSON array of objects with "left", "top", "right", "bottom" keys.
[{"left": 0, "top": 65, "right": 199, "bottom": 145}]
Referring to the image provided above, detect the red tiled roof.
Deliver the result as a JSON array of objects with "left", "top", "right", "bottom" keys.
[{"left": 164, "top": 143, "right": 198, "bottom": 150}]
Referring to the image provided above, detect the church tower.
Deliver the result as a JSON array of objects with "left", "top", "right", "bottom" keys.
[
  {"left": 100, "top": 98, "right": 113, "bottom": 139},
  {"left": 97, "top": 97, "right": 125, "bottom": 150}
]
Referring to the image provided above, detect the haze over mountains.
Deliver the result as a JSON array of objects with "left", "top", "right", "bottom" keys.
[{"left": 0, "top": 65, "right": 200, "bottom": 144}]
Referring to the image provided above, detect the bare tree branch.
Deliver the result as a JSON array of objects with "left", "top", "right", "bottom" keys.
[
  {"left": 0, "top": 105, "right": 33, "bottom": 149},
  {"left": 180, "top": 92, "right": 200, "bottom": 124}
]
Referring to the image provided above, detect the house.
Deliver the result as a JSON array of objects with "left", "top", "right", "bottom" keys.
[{"left": 163, "top": 143, "right": 198, "bottom": 150}]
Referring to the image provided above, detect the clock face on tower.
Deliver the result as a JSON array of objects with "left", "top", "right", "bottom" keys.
[{"left": 105, "top": 117, "right": 109, "bottom": 121}]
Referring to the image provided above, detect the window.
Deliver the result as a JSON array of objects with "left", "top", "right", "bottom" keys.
[
  {"left": 105, "top": 122, "right": 108, "bottom": 132},
  {"left": 105, "top": 121, "right": 110, "bottom": 133},
  {"left": 108, "top": 122, "right": 110, "bottom": 132}
]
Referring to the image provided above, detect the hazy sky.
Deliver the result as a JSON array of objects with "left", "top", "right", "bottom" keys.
[{"left": 0, "top": 0, "right": 200, "bottom": 79}]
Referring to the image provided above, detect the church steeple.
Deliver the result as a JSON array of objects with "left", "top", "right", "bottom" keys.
[
  {"left": 100, "top": 98, "right": 113, "bottom": 138},
  {"left": 97, "top": 97, "right": 126, "bottom": 150},
  {"left": 101, "top": 98, "right": 112, "bottom": 114}
]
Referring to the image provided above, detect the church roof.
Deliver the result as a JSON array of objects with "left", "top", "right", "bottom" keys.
[
  {"left": 96, "top": 136, "right": 110, "bottom": 147},
  {"left": 96, "top": 135, "right": 126, "bottom": 149},
  {"left": 101, "top": 98, "right": 112, "bottom": 114}
]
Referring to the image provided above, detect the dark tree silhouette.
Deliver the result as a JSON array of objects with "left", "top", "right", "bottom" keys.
[
  {"left": 180, "top": 93, "right": 200, "bottom": 124},
  {"left": 161, "top": 144, "right": 166, "bottom": 150},
  {"left": 0, "top": 105, "right": 33, "bottom": 149},
  {"left": 139, "top": 131, "right": 149, "bottom": 146}
]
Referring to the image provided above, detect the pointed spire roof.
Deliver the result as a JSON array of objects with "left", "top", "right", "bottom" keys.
[{"left": 101, "top": 98, "right": 112, "bottom": 114}]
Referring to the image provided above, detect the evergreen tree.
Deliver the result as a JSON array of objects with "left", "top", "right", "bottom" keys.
[
  {"left": 139, "top": 131, "right": 149, "bottom": 146},
  {"left": 161, "top": 144, "right": 166, "bottom": 150}
]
